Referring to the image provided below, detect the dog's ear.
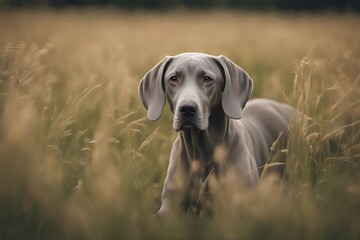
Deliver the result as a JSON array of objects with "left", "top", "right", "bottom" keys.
[
  {"left": 139, "top": 56, "right": 173, "bottom": 121},
  {"left": 215, "top": 55, "right": 253, "bottom": 119}
]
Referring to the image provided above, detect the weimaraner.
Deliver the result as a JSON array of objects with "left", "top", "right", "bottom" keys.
[{"left": 139, "top": 53, "right": 295, "bottom": 215}]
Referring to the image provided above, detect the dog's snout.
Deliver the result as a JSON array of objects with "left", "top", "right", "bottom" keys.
[{"left": 179, "top": 103, "right": 197, "bottom": 117}]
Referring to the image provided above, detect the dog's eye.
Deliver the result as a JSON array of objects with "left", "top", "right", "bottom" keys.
[
  {"left": 169, "top": 76, "right": 178, "bottom": 83},
  {"left": 203, "top": 76, "right": 213, "bottom": 83}
]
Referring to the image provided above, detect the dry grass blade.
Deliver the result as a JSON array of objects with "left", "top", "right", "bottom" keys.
[
  {"left": 114, "top": 111, "right": 136, "bottom": 126},
  {"left": 324, "top": 156, "right": 357, "bottom": 165},
  {"left": 331, "top": 97, "right": 360, "bottom": 122},
  {"left": 261, "top": 162, "right": 286, "bottom": 179},
  {"left": 126, "top": 117, "right": 147, "bottom": 128},
  {"left": 11, "top": 44, "right": 52, "bottom": 89},
  {"left": 270, "top": 131, "right": 283, "bottom": 152},
  {"left": 321, "top": 119, "right": 360, "bottom": 142},
  {"left": 134, "top": 126, "right": 159, "bottom": 159},
  {"left": 329, "top": 82, "right": 357, "bottom": 112},
  {"left": 315, "top": 86, "right": 339, "bottom": 112},
  {"left": 0, "top": 42, "right": 24, "bottom": 65},
  {"left": 195, "top": 167, "right": 215, "bottom": 210},
  {"left": 346, "top": 144, "right": 360, "bottom": 156},
  {"left": 48, "top": 84, "right": 101, "bottom": 144}
]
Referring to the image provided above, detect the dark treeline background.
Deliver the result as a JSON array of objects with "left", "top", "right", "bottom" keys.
[{"left": 2, "top": 0, "right": 360, "bottom": 11}]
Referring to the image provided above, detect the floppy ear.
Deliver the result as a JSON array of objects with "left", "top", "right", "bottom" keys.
[
  {"left": 215, "top": 55, "right": 253, "bottom": 119},
  {"left": 138, "top": 56, "right": 172, "bottom": 121}
]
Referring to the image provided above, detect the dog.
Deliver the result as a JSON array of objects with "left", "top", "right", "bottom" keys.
[{"left": 139, "top": 53, "right": 295, "bottom": 215}]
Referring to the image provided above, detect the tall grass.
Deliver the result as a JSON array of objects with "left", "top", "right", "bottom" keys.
[{"left": 0, "top": 10, "right": 359, "bottom": 239}]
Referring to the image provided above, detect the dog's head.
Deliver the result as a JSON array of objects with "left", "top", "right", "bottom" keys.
[{"left": 139, "top": 53, "right": 253, "bottom": 132}]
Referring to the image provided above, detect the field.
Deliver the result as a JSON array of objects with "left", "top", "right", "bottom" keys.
[{"left": 0, "top": 9, "right": 360, "bottom": 239}]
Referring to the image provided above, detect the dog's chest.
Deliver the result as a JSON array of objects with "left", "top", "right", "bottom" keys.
[{"left": 182, "top": 160, "right": 214, "bottom": 215}]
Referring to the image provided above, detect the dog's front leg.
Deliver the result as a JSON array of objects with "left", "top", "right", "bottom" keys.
[
  {"left": 158, "top": 181, "right": 176, "bottom": 215},
  {"left": 157, "top": 139, "right": 184, "bottom": 215}
]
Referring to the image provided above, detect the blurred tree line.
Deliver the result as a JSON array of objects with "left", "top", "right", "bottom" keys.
[{"left": 1, "top": 0, "right": 359, "bottom": 11}]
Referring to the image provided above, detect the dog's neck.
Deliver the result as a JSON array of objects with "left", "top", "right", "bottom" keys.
[{"left": 178, "top": 103, "right": 229, "bottom": 172}]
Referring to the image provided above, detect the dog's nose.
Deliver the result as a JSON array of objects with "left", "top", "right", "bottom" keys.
[{"left": 179, "top": 103, "right": 197, "bottom": 117}]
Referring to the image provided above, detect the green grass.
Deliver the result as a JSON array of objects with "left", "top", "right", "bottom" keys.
[{"left": 0, "top": 9, "right": 359, "bottom": 239}]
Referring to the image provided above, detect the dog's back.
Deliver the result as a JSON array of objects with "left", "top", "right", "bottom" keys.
[{"left": 241, "top": 98, "right": 294, "bottom": 174}]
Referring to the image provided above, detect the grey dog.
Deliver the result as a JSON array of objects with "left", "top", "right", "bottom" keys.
[{"left": 139, "top": 53, "right": 294, "bottom": 215}]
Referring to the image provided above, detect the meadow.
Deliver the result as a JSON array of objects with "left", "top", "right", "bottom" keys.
[{"left": 0, "top": 9, "right": 359, "bottom": 239}]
